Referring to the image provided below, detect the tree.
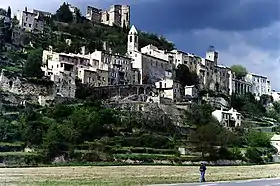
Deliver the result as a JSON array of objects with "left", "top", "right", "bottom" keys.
[
  {"left": 7, "top": 6, "right": 11, "bottom": 18},
  {"left": 247, "top": 130, "right": 271, "bottom": 148},
  {"left": 189, "top": 123, "right": 222, "bottom": 158},
  {"left": 22, "top": 48, "right": 44, "bottom": 78},
  {"left": 230, "top": 65, "right": 248, "bottom": 79},
  {"left": 0, "top": 8, "right": 6, "bottom": 16},
  {"left": 185, "top": 103, "right": 215, "bottom": 127},
  {"left": 245, "top": 147, "right": 264, "bottom": 164},
  {"left": 175, "top": 64, "right": 199, "bottom": 87},
  {"left": 54, "top": 3, "right": 73, "bottom": 23}
]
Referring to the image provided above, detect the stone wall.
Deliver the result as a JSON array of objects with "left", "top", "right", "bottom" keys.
[
  {"left": 0, "top": 70, "right": 53, "bottom": 96},
  {"left": 80, "top": 84, "right": 156, "bottom": 100}
]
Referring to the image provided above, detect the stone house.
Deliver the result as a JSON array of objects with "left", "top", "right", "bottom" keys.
[
  {"left": 155, "top": 71, "right": 182, "bottom": 101},
  {"left": 127, "top": 25, "right": 172, "bottom": 85},
  {"left": 16, "top": 7, "right": 44, "bottom": 32}
]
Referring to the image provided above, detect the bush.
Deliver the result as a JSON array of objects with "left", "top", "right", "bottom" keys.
[
  {"left": 245, "top": 147, "right": 264, "bottom": 164},
  {"left": 112, "top": 147, "right": 179, "bottom": 155},
  {"left": 0, "top": 152, "right": 43, "bottom": 166},
  {"left": 113, "top": 153, "right": 202, "bottom": 163}
]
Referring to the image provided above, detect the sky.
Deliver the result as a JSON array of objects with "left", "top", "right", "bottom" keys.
[{"left": 1, "top": 0, "right": 280, "bottom": 90}]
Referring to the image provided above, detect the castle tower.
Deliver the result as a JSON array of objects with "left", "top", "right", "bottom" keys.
[
  {"left": 127, "top": 25, "right": 138, "bottom": 53},
  {"left": 206, "top": 46, "right": 218, "bottom": 64}
]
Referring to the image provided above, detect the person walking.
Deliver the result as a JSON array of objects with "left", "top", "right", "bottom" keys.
[{"left": 199, "top": 162, "right": 207, "bottom": 182}]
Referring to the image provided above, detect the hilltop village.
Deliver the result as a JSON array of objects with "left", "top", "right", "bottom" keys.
[{"left": 0, "top": 2, "right": 280, "bottom": 166}]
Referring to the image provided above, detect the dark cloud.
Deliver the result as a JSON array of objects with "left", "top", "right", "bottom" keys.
[{"left": 129, "top": 0, "right": 280, "bottom": 34}]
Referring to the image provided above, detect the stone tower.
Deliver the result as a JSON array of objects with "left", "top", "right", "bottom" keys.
[
  {"left": 206, "top": 46, "right": 218, "bottom": 65},
  {"left": 127, "top": 25, "right": 138, "bottom": 53}
]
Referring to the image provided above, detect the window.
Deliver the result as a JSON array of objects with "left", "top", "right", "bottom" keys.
[
  {"left": 60, "top": 63, "right": 63, "bottom": 67},
  {"left": 129, "top": 36, "right": 132, "bottom": 42},
  {"left": 159, "top": 82, "right": 162, "bottom": 88},
  {"left": 134, "top": 35, "right": 137, "bottom": 42},
  {"left": 29, "top": 24, "right": 32, "bottom": 27},
  {"left": 26, "top": 17, "right": 28, "bottom": 21},
  {"left": 24, "top": 23, "right": 27, "bottom": 26}
]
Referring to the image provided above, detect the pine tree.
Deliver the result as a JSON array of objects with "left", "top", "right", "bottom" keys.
[{"left": 7, "top": 6, "right": 11, "bottom": 18}]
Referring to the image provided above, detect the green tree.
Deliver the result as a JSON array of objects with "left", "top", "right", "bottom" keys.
[
  {"left": 185, "top": 103, "right": 215, "bottom": 127},
  {"left": 247, "top": 130, "right": 271, "bottom": 148},
  {"left": 175, "top": 64, "right": 199, "bottom": 87},
  {"left": 22, "top": 48, "right": 44, "bottom": 78},
  {"left": 0, "top": 8, "right": 6, "bottom": 16},
  {"left": 245, "top": 147, "right": 264, "bottom": 164},
  {"left": 54, "top": 2, "right": 73, "bottom": 23},
  {"left": 230, "top": 65, "right": 248, "bottom": 79}
]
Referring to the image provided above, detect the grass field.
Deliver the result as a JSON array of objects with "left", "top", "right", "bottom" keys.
[{"left": 1, "top": 164, "right": 280, "bottom": 185}]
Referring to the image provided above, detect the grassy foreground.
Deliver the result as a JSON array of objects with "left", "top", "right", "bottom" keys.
[{"left": 1, "top": 164, "right": 280, "bottom": 185}]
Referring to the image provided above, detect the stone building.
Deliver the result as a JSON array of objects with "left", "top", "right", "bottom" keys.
[
  {"left": 101, "top": 5, "right": 130, "bottom": 28},
  {"left": 229, "top": 73, "right": 252, "bottom": 95},
  {"left": 33, "top": 9, "right": 52, "bottom": 18},
  {"left": 90, "top": 50, "right": 135, "bottom": 85},
  {"left": 16, "top": 7, "right": 44, "bottom": 32},
  {"left": 86, "top": 4, "right": 130, "bottom": 28},
  {"left": 86, "top": 6, "right": 102, "bottom": 23},
  {"left": 245, "top": 73, "right": 271, "bottom": 98},
  {"left": 155, "top": 71, "right": 182, "bottom": 102},
  {"left": 127, "top": 25, "right": 172, "bottom": 85}
]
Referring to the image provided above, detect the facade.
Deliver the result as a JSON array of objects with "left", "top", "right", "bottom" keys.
[
  {"left": 230, "top": 75, "right": 253, "bottom": 95},
  {"left": 33, "top": 9, "right": 52, "bottom": 18},
  {"left": 155, "top": 71, "right": 181, "bottom": 101},
  {"left": 170, "top": 50, "right": 199, "bottom": 72},
  {"left": 127, "top": 25, "right": 172, "bottom": 85},
  {"left": 212, "top": 108, "right": 242, "bottom": 127},
  {"left": 185, "top": 85, "right": 198, "bottom": 98},
  {"left": 86, "top": 4, "right": 130, "bottom": 28},
  {"left": 91, "top": 50, "right": 134, "bottom": 85},
  {"left": 16, "top": 7, "right": 44, "bottom": 32},
  {"left": 86, "top": 6, "right": 102, "bottom": 23},
  {"left": 245, "top": 73, "right": 271, "bottom": 98},
  {"left": 101, "top": 5, "right": 130, "bottom": 28}
]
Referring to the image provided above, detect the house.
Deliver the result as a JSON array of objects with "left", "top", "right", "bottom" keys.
[
  {"left": 155, "top": 71, "right": 181, "bottom": 101},
  {"left": 16, "top": 7, "right": 44, "bottom": 32},
  {"left": 127, "top": 25, "right": 172, "bottom": 85},
  {"left": 212, "top": 107, "right": 242, "bottom": 127}
]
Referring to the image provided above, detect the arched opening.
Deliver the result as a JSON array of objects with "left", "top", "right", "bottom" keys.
[{"left": 139, "top": 87, "right": 144, "bottom": 94}]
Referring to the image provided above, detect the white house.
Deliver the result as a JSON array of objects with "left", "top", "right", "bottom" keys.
[
  {"left": 155, "top": 71, "right": 181, "bottom": 101},
  {"left": 212, "top": 108, "right": 242, "bottom": 127},
  {"left": 245, "top": 73, "right": 271, "bottom": 98},
  {"left": 185, "top": 85, "right": 198, "bottom": 98}
]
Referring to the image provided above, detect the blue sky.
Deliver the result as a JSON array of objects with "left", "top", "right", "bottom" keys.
[{"left": 1, "top": 0, "right": 280, "bottom": 90}]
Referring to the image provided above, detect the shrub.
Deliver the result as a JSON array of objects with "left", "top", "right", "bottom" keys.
[
  {"left": 0, "top": 152, "right": 43, "bottom": 166},
  {"left": 245, "top": 147, "right": 264, "bottom": 164}
]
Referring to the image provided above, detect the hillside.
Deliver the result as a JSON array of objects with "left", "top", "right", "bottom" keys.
[{"left": 0, "top": 3, "right": 279, "bottom": 167}]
